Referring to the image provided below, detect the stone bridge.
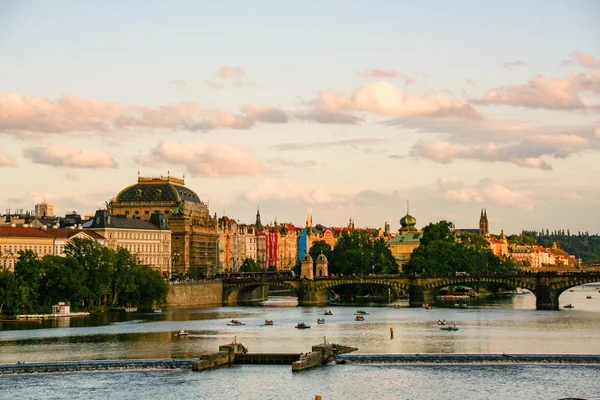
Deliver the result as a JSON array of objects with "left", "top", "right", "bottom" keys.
[{"left": 222, "top": 272, "right": 600, "bottom": 310}]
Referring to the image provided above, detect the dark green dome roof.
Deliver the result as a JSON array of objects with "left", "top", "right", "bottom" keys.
[
  {"left": 115, "top": 177, "right": 201, "bottom": 204},
  {"left": 400, "top": 213, "right": 416, "bottom": 227}
]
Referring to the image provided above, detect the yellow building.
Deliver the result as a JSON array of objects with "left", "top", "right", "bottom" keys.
[
  {"left": 386, "top": 208, "right": 422, "bottom": 272},
  {"left": 0, "top": 226, "right": 55, "bottom": 271},
  {"left": 84, "top": 210, "right": 172, "bottom": 276},
  {"left": 111, "top": 175, "right": 218, "bottom": 276}
]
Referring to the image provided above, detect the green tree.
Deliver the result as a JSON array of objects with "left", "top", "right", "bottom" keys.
[
  {"left": 39, "top": 256, "right": 86, "bottom": 310},
  {"left": 0, "top": 268, "right": 14, "bottom": 314},
  {"left": 405, "top": 221, "right": 512, "bottom": 275},
  {"left": 12, "top": 250, "right": 45, "bottom": 314},
  {"left": 64, "top": 238, "right": 115, "bottom": 307},
  {"left": 240, "top": 258, "right": 261, "bottom": 273}
]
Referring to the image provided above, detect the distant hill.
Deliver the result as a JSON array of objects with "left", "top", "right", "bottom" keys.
[{"left": 507, "top": 230, "right": 600, "bottom": 264}]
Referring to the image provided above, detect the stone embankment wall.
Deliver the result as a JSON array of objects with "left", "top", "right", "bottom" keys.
[
  {"left": 167, "top": 281, "right": 223, "bottom": 306},
  {"left": 0, "top": 359, "right": 193, "bottom": 375}
]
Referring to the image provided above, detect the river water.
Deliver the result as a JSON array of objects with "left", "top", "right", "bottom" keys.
[{"left": 1, "top": 286, "right": 600, "bottom": 399}]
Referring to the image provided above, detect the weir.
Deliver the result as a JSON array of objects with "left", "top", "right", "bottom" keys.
[{"left": 192, "top": 338, "right": 358, "bottom": 372}]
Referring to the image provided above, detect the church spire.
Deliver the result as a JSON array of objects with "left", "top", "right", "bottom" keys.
[{"left": 255, "top": 207, "right": 263, "bottom": 232}]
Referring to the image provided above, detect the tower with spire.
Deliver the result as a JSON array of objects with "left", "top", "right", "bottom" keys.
[
  {"left": 479, "top": 209, "right": 489, "bottom": 236},
  {"left": 255, "top": 207, "right": 263, "bottom": 232}
]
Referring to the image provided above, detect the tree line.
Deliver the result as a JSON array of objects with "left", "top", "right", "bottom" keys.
[
  {"left": 0, "top": 238, "right": 168, "bottom": 315},
  {"left": 405, "top": 221, "right": 517, "bottom": 275},
  {"left": 508, "top": 230, "right": 600, "bottom": 262}
]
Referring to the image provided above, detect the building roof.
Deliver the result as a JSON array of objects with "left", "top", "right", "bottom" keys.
[
  {"left": 83, "top": 210, "right": 170, "bottom": 231},
  {"left": 114, "top": 176, "right": 201, "bottom": 204},
  {"left": 387, "top": 231, "right": 422, "bottom": 244},
  {"left": 0, "top": 226, "right": 53, "bottom": 238},
  {"left": 44, "top": 228, "right": 105, "bottom": 240}
]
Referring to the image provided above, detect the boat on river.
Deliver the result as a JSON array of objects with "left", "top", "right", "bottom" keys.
[
  {"left": 324, "top": 310, "right": 333, "bottom": 315},
  {"left": 175, "top": 330, "right": 189, "bottom": 337},
  {"left": 563, "top": 304, "right": 574, "bottom": 309},
  {"left": 440, "top": 326, "right": 459, "bottom": 331},
  {"left": 437, "top": 320, "right": 447, "bottom": 326},
  {"left": 354, "top": 310, "right": 369, "bottom": 315},
  {"left": 264, "top": 320, "right": 274, "bottom": 325},
  {"left": 355, "top": 315, "right": 365, "bottom": 321},
  {"left": 586, "top": 296, "right": 592, "bottom": 299},
  {"left": 228, "top": 320, "right": 246, "bottom": 326},
  {"left": 295, "top": 322, "right": 310, "bottom": 329},
  {"left": 317, "top": 318, "right": 325, "bottom": 324}
]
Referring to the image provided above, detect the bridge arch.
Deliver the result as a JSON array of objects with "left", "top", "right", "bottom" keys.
[{"left": 223, "top": 279, "right": 300, "bottom": 305}]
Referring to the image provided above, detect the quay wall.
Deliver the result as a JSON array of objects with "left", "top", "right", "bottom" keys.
[{"left": 167, "top": 281, "right": 223, "bottom": 306}]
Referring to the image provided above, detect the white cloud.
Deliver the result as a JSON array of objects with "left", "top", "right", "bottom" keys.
[
  {"left": 217, "top": 66, "right": 245, "bottom": 79},
  {"left": 24, "top": 143, "right": 118, "bottom": 168},
  {"left": 359, "top": 69, "right": 415, "bottom": 85},
  {"left": 0, "top": 93, "right": 288, "bottom": 136},
  {"left": 501, "top": 60, "right": 527, "bottom": 69},
  {"left": 167, "top": 79, "right": 188, "bottom": 89},
  {"left": 299, "top": 81, "right": 482, "bottom": 123},
  {"left": 0, "top": 153, "right": 17, "bottom": 166},
  {"left": 481, "top": 69, "right": 600, "bottom": 110},
  {"left": 245, "top": 178, "right": 351, "bottom": 205},
  {"left": 390, "top": 115, "right": 600, "bottom": 170},
  {"left": 570, "top": 51, "right": 600, "bottom": 69},
  {"left": 215, "top": 66, "right": 256, "bottom": 87},
  {"left": 135, "top": 140, "right": 266, "bottom": 178},
  {"left": 438, "top": 179, "right": 534, "bottom": 210}
]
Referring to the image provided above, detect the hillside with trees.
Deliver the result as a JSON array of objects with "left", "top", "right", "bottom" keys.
[{"left": 508, "top": 230, "right": 600, "bottom": 263}]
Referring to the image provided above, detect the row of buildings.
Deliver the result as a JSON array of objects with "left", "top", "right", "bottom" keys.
[{"left": 1, "top": 176, "right": 581, "bottom": 276}]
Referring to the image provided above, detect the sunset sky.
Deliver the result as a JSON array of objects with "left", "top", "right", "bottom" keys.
[{"left": 1, "top": 1, "right": 599, "bottom": 234}]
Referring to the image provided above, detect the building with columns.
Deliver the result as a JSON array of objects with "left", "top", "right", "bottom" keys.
[{"left": 111, "top": 175, "right": 218, "bottom": 276}]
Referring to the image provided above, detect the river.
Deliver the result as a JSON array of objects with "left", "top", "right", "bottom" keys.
[{"left": 1, "top": 286, "right": 599, "bottom": 399}]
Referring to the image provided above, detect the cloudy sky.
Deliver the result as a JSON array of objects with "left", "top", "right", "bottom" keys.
[{"left": 1, "top": 1, "right": 599, "bottom": 234}]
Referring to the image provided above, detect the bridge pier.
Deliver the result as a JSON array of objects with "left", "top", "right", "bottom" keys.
[
  {"left": 408, "top": 285, "right": 432, "bottom": 308},
  {"left": 534, "top": 286, "right": 560, "bottom": 311},
  {"left": 297, "top": 285, "right": 329, "bottom": 306}
]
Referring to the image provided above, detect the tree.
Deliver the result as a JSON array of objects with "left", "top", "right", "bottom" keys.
[
  {"left": 0, "top": 269, "right": 14, "bottom": 314},
  {"left": 64, "top": 238, "right": 115, "bottom": 307},
  {"left": 12, "top": 250, "right": 45, "bottom": 314},
  {"left": 240, "top": 258, "right": 261, "bottom": 273},
  {"left": 39, "top": 256, "right": 86, "bottom": 310},
  {"left": 405, "top": 221, "right": 513, "bottom": 275}
]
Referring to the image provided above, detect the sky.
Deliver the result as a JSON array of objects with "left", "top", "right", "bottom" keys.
[{"left": 1, "top": 1, "right": 599, "bottom": 235}]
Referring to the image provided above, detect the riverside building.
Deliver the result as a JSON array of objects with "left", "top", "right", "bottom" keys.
[{"left": 111, "top": 174, "right": 219, "bottom": 277}]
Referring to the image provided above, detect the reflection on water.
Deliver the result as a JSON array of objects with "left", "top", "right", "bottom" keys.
[
  {"left": 1, "top": 363, "right": 599, "bottom": 400},
  {"left": 1, "top": 285, "right": 599, "bottom": 364}
]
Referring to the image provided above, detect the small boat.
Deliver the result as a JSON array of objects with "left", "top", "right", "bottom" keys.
[
  {"left": 295, "top": 322, "right": 310, "bottom": 329},
  {"left": 355, "top": 315, "right": 365, "bottom": 321},
  {"left": 175, "top": 329, "right": 189, "bottom": 337},
  {"left": 154, "top": 309, "right": 163, "bottom": 313},
  {"left": 586, "top": 296, "right": 592, "bottom": 299},
  {"left": 437, "top": 320, "right": 447, "bottom": 326},
  {"left": 569, "top": 289, "right": 574, "bottom": 292},
  {"left": 317, "top": 318, "right": 325, "bottom": 324},
  {"left": 324, "top": 310, "right": 333, "bottom": 316},
  {"left": 440, "top": 326, "right": 459, "bottom": 331},
  {"left": 563, "top": 304, "right": 574, "bottom": 309},
  {"left": 355, "top": 310, "right": 369, "bottom": 315},
  {"left": 227, "top": 320, "right": 246, "bottom": 326},
  {"left": 264, "top": 320, "right": 274, "bottom": 325}
]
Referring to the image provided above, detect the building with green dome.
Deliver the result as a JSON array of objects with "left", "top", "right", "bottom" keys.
[
  {"left": 386, "top": 203, "right": 422, "bottom": 271},
  {"left": 112, "top": 174, "right": 218, "bottom": 277}
]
